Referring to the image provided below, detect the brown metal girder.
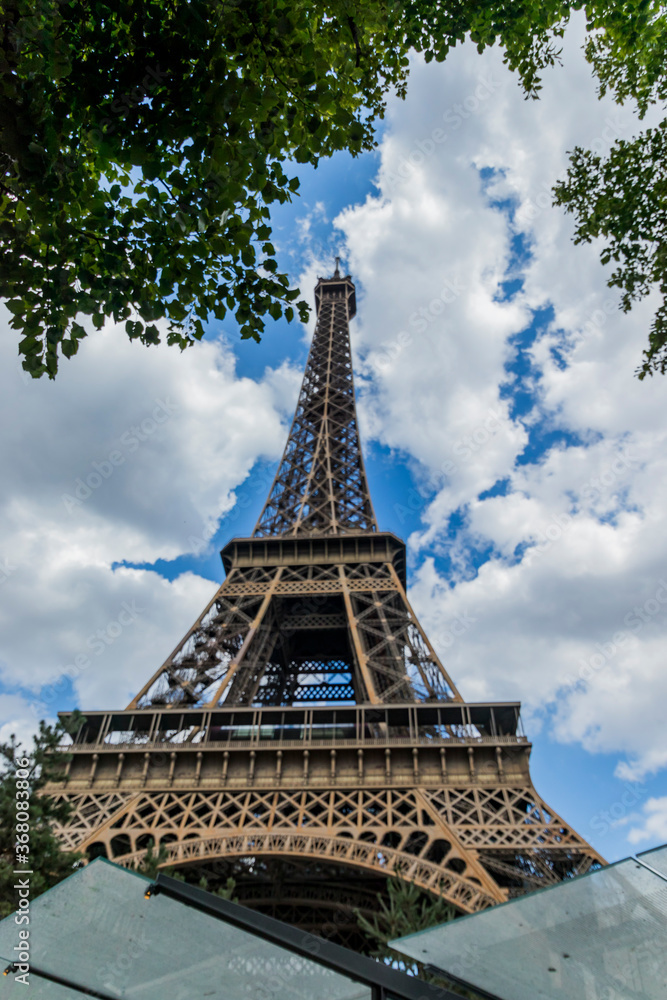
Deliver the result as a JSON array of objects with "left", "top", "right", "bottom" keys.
[
  {"left": 388, "top": 563, "right": 462, "bottom": 701},
  {"left": 126, "top": 581, "right": 226, "bottom": 709},
  {"left": 112, "top": 832, "right": 498, "bottom": 914},
  {"left": 53, "top": 791, "right": 144, "bottom": 853},
  {"left": 204, "top": 569, "right": 285, "bottom": 707},
  {"left": 221, "top": 532, "right": 407, "bottom": 588}
]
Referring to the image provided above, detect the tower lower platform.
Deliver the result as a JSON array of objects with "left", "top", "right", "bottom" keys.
[{"left": 50, "top": 701, "right": 604, "bottom": 943}]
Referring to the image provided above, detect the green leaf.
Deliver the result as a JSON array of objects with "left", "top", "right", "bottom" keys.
[
  {"left": 167, "top": 300, "right": 187, "bottom": 321},
  {"left": 349, "top": 122, "right": 364, "bottom": 143},
  {"left": 61, "top": 338, "right": 79, "bottom": 357}
]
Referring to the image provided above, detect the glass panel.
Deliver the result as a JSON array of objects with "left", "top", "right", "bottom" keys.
[
  {"left": 0, "top": 860, "right": 371, "bottom": 1000},
  {"left": 391, "top": 856, "right": 667, "bottom": 1000},
  {"left": 0, "top": 962, "right": 82, "bottom": 999},
  {"left": 638, "top": 843, "right": 667, "bottom": 879}
]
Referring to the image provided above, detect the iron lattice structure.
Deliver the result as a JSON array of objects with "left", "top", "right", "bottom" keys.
[
  {"left": 51, "top": 268, "right": 603, "bottom": 947},
  {"left": 254, "top": 271, "right": 376, "bottom": 537}
]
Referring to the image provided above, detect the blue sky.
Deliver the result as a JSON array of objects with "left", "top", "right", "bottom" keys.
[{"left": 1, "top": 17, "right": 667, "bottom": 864}]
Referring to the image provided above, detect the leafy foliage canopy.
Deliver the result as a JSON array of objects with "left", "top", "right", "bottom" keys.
[
  {"left": 1, "top": 1, "right": 666, "bottom": 376},
  {"left": 0, "top": 0, "right": 588, "bottom": 376}
]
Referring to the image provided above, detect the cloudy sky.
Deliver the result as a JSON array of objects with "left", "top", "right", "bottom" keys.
[{"left": 2, "top": 14, "right": 666, "bottom": 863}]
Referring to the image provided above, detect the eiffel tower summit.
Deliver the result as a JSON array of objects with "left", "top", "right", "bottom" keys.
[{"left": 51, "top": 264, "right": 604, "bottom": 946}]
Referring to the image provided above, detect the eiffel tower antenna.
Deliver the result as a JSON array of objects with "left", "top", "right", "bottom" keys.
[{"left": 50, "top": 269, "right": 604, "bottom": 949}]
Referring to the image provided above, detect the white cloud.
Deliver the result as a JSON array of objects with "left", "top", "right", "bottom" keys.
[
  {"left": 627, "top": 798, "right": 667, "bottom": 846},
  {"left": 0, "top": 310, "right": 299, "bottom": 729},
  {"left": 0, "top": 694, "right": 44, "bottom": 754}
]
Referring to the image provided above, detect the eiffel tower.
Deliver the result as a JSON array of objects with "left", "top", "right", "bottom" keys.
[{"left": 51, "top": 264, "right": 603, "bottom": 947}]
